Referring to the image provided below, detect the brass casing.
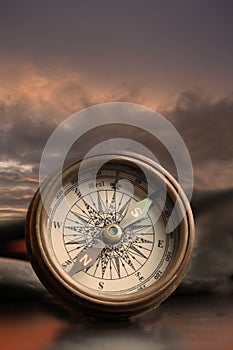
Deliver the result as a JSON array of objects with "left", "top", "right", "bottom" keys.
[{"left": 25, "top": 153, "right": 195, "bottom": 318}]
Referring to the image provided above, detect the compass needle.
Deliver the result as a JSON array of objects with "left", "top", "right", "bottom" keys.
[
  {"left": 69, "top": 240, "right": 105, "bottom": 275},
  {"left": 120, "top": 197, "right": 154, "bottom": 229}
]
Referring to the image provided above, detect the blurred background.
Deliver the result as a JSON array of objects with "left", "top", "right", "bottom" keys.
[{"left": 0, "top": 1, "right": 232, "bottom": 349}]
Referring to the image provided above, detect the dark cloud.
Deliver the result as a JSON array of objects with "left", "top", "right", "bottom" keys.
[
  {"left": 0, "top": 102, "right": 54, "bottom": 165},
  {"left": 169, "top": 90, "right": 233, "bottom": 162},
  {"left": 163, "top": 90, "right": 233, "bottom": 189},
  {"left": 181, "top": 187, "right": 233, "bottom": 293}
]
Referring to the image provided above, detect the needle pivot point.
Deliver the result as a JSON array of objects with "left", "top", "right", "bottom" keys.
[{"left": 102, "top": 224, "right": 123, "bottom": 245}]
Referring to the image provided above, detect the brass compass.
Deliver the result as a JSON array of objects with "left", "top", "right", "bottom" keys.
[{"left": 25, "top": 153, "right": 195, "bottom": 318}]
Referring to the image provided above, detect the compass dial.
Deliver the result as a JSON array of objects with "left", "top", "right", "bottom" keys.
[{"left": 26, "top": 154, "right": 194, "bottom": 317}]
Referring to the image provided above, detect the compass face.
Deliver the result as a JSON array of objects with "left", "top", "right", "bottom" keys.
[
  {"left": 48, "top": 161, "right": 179, "bottom": 295},
  {"left": 26, "top": 154, "right": 194, "bottom": 317}
]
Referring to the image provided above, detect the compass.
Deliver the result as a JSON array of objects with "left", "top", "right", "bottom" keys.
[{"left": 25, "top": 153, "right": 195, "bottom": 318}]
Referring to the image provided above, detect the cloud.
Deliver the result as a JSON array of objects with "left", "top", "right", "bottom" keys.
[
  {"left": 0, "top": 166, "right": 38, "bottom": 220},
  {"left": 0, "top": 64, "right": 233, "bottom": 219},
  {"left": 0, "top": 160, "right": 33, "bottom": 173},
  {"left": 182, "top": 186, "right": 233, "bottom": 292},
  {"left": 168, "top": 89, "right": 233, "bottom": 161},
  {"left": 0, "top": 62, "right": 162, "bottom": 166},
  {"left": 0, "top": 63, "right": 156, "bottom": 218},
  {"left": 164, "top": 89, "right": 233, "bottom": 190}
]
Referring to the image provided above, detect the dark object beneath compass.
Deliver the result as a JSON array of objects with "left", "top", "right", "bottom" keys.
[{"left": 0, "top": 257, "right": 48, "bottom": 299}]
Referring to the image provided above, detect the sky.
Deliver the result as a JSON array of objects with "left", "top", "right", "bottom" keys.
[{"left": 0, "top": 0, "right": 233, "bottom": 220}]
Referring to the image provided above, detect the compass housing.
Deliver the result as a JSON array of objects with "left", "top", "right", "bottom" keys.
[{"left": 25, "top": 153, "right": 195, "bottom": 318}]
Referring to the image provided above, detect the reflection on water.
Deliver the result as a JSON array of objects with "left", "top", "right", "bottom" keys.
[
  {"left": 48, "top": 295, "right": 232, "bottom": 350},
  {"left": 0, "top": 295, "right": 232, "bottom": 350},
  {"left": 47, "top": 314, "right": 184, "bottom": 350}
]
